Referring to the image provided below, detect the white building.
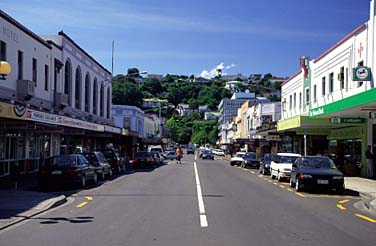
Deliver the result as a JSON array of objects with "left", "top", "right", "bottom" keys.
[
  {"left": 278, "top": 0, "right": 376, "bottom": 177},
  {"left": 0, "top": 10, "right": 119, "bottom": 177},
  {"left": 112, "top": 105, "right": 144, "bottom": 138}
]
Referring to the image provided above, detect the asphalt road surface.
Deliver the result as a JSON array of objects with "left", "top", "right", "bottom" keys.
[{"left": 1, "top": 153, "right": 376, "bottom": 246}]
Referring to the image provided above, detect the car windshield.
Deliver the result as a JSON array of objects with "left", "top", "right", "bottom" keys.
[
  {"left": 236, "top": 153, "right": 245, "bottom": 158},
  {"left": 244, "top": 152, "right": 256, "bottom": 158},
  {"left": 277, "top": 155, "right": 299, "bottom": 163},
  {"left": 300, "top": 157, "right": 336, "bottom": 169},
  {"left": 84, "top": 153, "right": 97, "bottom": 162}
]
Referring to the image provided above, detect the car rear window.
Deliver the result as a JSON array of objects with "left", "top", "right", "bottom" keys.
[
  {"left": 245, "top": 152, "right": 256, "bottom": 158},
  {"left": 53, "top": 155, "right": 76, "bottom": 166},
  {"left": 300, "top": 157, "right": 336, "bottom": 169},
  {"left": 277, "top": 155, "right": 298, "bottom": 163},
  {"left": 136, "top": 152, "right": 149, "bottom": 157}
]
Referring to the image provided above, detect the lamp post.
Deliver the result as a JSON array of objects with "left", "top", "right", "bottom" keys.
[{"left": 0, "top": 61, "right": 11, "bottom": 80}]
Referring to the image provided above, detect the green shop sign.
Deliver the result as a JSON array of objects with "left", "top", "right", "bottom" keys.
[
  {"left": 353, "top": 66, "right": 371, "bottom": 81},
  {"left": 330, "top": 118, "right": 365, "bottom": 124}
]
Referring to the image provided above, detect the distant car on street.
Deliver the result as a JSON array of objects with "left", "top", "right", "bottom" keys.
[
  {"left": 290, "top": 156, "right": 345, "bottom": 194},
  {"left": 241, "top": 152, "right": 259, "bottom": 169},
  {"left": 131, "top": 151, "right": 155, "bottom": 168},
  {"left": 150, "top": 151, "right": 164, "bottom": 166},
  {"left": 259, "top": 154, "right": 274, "bottom": 175},
  {"left": 163, "top": 151, "right": 178, "bottom": 160},
  {"left": 230, "top": 152, "right": 246, "bottom": 166},
  {"left": 83, "top": 152, "right": 113, "bottom": 180},
  {"left": 213, "top": 149, "right": 225, "bottom": 156},
  {"left": 101, "top": 148, "right": 126, "bottom": 174},
  {"left": 201, "top": 149, "right": 214, "bottom": 160}
]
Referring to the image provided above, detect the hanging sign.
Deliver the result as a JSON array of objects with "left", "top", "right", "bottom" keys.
[{"left": 353, "top": 66, "right": 371, "bottom": 81}]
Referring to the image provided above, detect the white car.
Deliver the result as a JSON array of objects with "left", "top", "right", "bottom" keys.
[
  {"left": 270, "top": 153, "right": 301, "bottom": 181},
  {"left": 230, "top": 152, "right": 246, "bottom": 166},
  {"left": 213, "top": 149, "right": 225, "bottom": 156}
]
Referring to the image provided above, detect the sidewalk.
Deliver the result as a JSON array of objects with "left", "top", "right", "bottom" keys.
[
  {"left": 0, "top": 190, "right": 66, "bottom": 230},
  {"left": 345, "top": 177, "right": 376, "bottom": 215},
  {"left": 0, "top": 174, "right": 67, "bottom": 230}
]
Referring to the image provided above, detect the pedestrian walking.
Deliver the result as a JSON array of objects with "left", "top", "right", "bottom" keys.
[
  {"left": 176, "top": 145, "right": 183, "bottom": 164},
  {"left": 366, "top": 145, "right": 374, "bottom": 178}
]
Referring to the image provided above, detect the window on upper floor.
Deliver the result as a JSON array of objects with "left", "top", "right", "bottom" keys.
[
  {"left": 293, "top": 93, "right": 296, "bottom": 109},
  {"left": 322, "top": 77, "right": 326, "bottom": 96},
  {"left": 32, "top": 58, "right": 37, "bottom": 84},
  {"left": 306, "top": 88, "right": 310, "bottom": 106},
  {"left": 44, "top": 65, "right": 49, "bottom": 91},
  {"left": 357, "top": 61, "right": 364, "bottom": 87},
  {"left": 299, "top": 92, "right": 302, "bottom": 109},
  {"left": 339, "top": 66, "right": 345, "bottom": 89},
  {"left": 329, "top": 73, "right": 334, "bottom": 93},
  {"left": 289, "top": 95, "right": 292, "bottom": 110},
  {"left": 0, "top": 41, "right": 6, "bottom": 61},
  {"left": 313, "top": 84, "right": 317, "bottom": 102},
  {"left": 18, "top": 50, "right": 23, "bottom": 80}
]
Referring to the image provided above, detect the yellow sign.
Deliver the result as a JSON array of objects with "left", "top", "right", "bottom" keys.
[{"left": 0, "top": 102, "right": 27, "bottom": 120}]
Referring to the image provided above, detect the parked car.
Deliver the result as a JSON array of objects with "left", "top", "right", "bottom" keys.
[
  {"left": 39, "top": 154, "right": 97, "bottom": 188},
  {"left": 213, "top": 149, "right": 225, "bottom": 156},
  {"left": 163, "top": 151, "right": 178, "bottom": 160},
  {"left": 150, "top": 151, "right": 164, "bottom": 165},
  {"left": 270, "top": 153, "right": 301, "bottom": 181},
  {"left": 132, "top": 151, "right": 155, "bottom": 168},
  {"left": 241, "top": 152, "right": 260, "bottom": 169},
  {"left": 201, "top": 149, "right": 214, "bottom": 160},
  {"left": 230, "top": 152, "right": 246, "bottom": 166},
  {"left": 187, "top": 146, "right": 195, "bottom": 154},
  {"left": 101, "top": 148, "right": 126, "bottom": 174},
  {"left": 259, "top": 154, "right": 274, "bottom": 175},
  {"left": 290, "top": 156, "right": 345, "bottom": 193},
  {"left": 83, "top": 152, "right": 113, "bottom": 180}
]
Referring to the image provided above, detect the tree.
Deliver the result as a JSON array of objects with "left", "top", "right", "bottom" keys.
[
  {"left": 141, "top": 78, "right": 164, "bottom": 95},
  {"left": 112, "top": 79, "right": 143, "bottom": 107},
  {"left": 127, "top": 68, "right": 140, "bottom": 77}
]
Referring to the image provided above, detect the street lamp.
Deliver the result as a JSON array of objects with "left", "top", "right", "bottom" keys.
[{"left": 0, "top": 61, "right": 11, "bottom": 80}]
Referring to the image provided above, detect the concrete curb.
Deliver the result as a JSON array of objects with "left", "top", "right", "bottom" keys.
[
  {"left": 359, "top": 192, "right": 376, "bottom": 215},
  {"left": 0, "top": 195, "right": 67, "bottom": 231}
]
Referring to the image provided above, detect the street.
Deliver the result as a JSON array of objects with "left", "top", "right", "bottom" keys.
[{"left": 1, "top": 154, "right": 376, "bottom": 246}]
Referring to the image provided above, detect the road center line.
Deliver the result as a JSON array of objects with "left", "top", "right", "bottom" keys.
[{"left": 194, "top": 162, "right": 208, "bottom": 228}]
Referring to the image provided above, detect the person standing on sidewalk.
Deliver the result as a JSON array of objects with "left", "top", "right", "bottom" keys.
[{"left": 366, "top": 145, "right": 374, "bottom": 178}]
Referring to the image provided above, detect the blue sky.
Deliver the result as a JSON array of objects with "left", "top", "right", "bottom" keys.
[{"left": 1, "top": 0, "right": 370, "bottom": 78}]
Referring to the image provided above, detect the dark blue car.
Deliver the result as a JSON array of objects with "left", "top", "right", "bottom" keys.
[{"left": 290, "top": 156, "right": 345, "bottom": 194}]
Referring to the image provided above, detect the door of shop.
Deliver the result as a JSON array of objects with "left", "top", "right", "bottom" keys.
[{"left": 0, "top": 135, "right": 23, "bottom": 177}]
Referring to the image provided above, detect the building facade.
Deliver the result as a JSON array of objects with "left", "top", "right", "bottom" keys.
[
  {"left": 278, "top": 0, "right": 376, "bottom": 177},
  {"left": 0, "top": 10, "right": 119, "bottom": 178}
]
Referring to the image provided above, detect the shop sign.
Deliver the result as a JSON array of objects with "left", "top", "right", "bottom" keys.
[
  {"left": 330, "top": 117, "right": 365, "bottom": 124},
  {"left": 29, "top": 110, "right": 58, "bottom": 124},
  {"left": 104, "top": 125, "right": 121, "bottom": 134},
  {"left": 0, "top": 102, "right": 27, "bottom": 120},
  {"left": 353, "top": 66, "right": 371, "bottom": 81},
  {"left": 309, "top": 106, "right": 324, "bottom": 117}
]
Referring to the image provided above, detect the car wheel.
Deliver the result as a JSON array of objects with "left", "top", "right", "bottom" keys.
[
  {"left": 337, "top": 186, "right": 345, "bottom": 195},
  {"left": 108, "top": 169, "right": 113, "bottom": 178},
  {"left": 295, "top": 179, "right": 303, "bottom": 192},
  {"left": 277, "top": 172, "right": 282, "bottom": 182},
  {"left": 81, "top": 175, "right": 86, "bottom": 188},
  {"left": 101, "top": 170, "right": 105, "bottom": 180},
  {"left": 270, "top": 170, "right": 275, "bottom": 179},
  {"left": 230, "top": 162, "right": 234, "bottom": 166},
  {"left": 290, "top": 177, "right": 295, "bottom": 187}
]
